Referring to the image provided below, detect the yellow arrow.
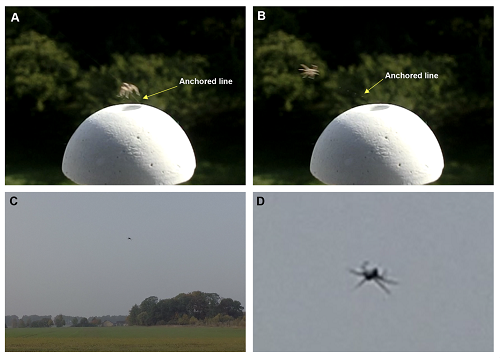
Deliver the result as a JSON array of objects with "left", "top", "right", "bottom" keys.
[
  {"left": 143, "top": 86, "right": 178, "bottom": 100},
  {"left": 364, "top": 79, "right": 384, "bottom": 94}
]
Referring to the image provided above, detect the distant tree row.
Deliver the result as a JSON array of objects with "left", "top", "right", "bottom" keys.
[
  {"left": 9, "top": 316, "right": 56, "bottom": 328},
  {"left": 127, "top": 291, "right": 244, "bottom": 327},
  {"left": 71, "top": 317, "right": 101, "bottom": 327},
  {"left": 6, "top": 314, "right": 127, "bottom": 328}
]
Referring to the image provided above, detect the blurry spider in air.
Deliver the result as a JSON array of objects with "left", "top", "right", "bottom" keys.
[
  {"left": 349, "top": 261, "right": 398, "bottom": 294},
  {"left": 299, "top": 64, "right": 319, "bottom": 79},
  {"left": 118, "top": 82, "right": 140, "bottom": 99}
]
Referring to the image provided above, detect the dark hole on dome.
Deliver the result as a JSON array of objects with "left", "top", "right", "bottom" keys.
[
  {"left": 370, "top": 105, "right": 390, "bottom": 111},
  {"left": 122, "top": 105, "right": 141, "bottom": 111}
]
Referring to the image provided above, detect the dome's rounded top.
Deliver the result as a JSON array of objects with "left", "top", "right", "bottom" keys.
[
  {"left": 310, "top": 103, "right": 444, "bottom": 185},
  {"left": 62, "top": 104, "right": 196, "bottom": 185}
]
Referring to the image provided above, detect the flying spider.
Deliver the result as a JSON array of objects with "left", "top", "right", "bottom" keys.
[
  {"left": 299, "top": 64, "right": 319, "bottom": 79},
  {"left": 118, "top": 83, "right": 140, "bottom": 99},
  {"left": 349, "top": 261, "right": 398, "bottom": 294}
]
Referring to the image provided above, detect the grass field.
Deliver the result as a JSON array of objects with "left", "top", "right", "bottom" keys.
[{"left": 5, "top": 326, "right": 245, "bottom": 352}]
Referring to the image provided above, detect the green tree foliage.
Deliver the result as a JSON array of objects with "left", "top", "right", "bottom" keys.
[
  {"left": 139, "top": 296, "right": 159, "bottom": 326},
  {"left": 326, "top": 53, "right": 462, "bottom": 129},
  {"left": 79, "top": 318, "right": 88, "bottom": 326},
  {"left": 127, "top": 291, "right": 244, "bottom": 326},
  {"left": 156, "top": 299, "right": 175, "bottom": 324},
  {"left": 71, "top": 317, "right": 78, "bottom": 326},
  {"left": 171, "top": 293, "right": 191, "bottom": 317},
  {"left": 206, "top": 313, "right": 235, "bottom": 327},
  {"left": 72, "top": 317, "right": 98, "bottom": 327},
  {"left": 90, "top": 317, "right": 101, "bottom": 326},
  {"left": 137, "top": 312, "right": 148, "bottom": 326},
  {"left": 29, "top": 317, "right": 53, "bottom": 328},
  {"left": 54, "top": 314, "right": 65, "bottom": 327},
  {"left": 178, "top": 314, "right": 190, "bottom": 325},
  {"left": 18, "top": 319, "right": 26, "bottom": 328},
  {"left": 75, "top": 53, "right": 226, "bottom": 130},
  {"left": 186, "top": 290, "right": 210, "bottom": 320},
  {"left": 217, "top": 298, "right": 244, "bottom": 317},
  {"left": 254, "top": 30, "right": 328, "bottom": 112},
  {"left": 127, "top": 304, "right": 140, "bottom": 326},
  {"left": 4, "top": 316, "right": 19, "bottom": 327},
  {"left": 6, "top": 30, "right": 79, "bottom": 112}
]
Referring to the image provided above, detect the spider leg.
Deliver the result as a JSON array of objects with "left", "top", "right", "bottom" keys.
[
  {"left": 380, "top": 277, "right": 398, "bottom": 285},
  {"left": 379, "top": 269, "right": 398, "bottom": 285},
  {"left": 348, "top": 268, "right": 364, "bottom": 277},
  {"left": 354, "top": 278, "right": 367, "bottom": 290},
  {"left": 374, "top": 278, "right": 391, "bottom": 294}
]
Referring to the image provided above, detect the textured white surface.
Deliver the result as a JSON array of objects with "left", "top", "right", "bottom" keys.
[
  {"left": 62, "top": 104, "right": 196, "bottom": 184},
  {"left": 310, "top": 104, "right": 444, "bottom": 184}
]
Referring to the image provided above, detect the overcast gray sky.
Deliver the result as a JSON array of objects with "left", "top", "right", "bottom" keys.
[
  {"left": 6, "top": 193, "right": 245, "bottom": 318},
  {"left": 254, "top": 192, "right": 493, "bottom": 352}
]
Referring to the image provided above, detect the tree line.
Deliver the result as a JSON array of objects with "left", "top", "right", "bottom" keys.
[
  {"left": 7, "top": 314, "right": 64, "bottom": 328},
  {"left": 6, "top": 314, "right": 127, "bottom": 328},
  {"left": 127, "top": 291, "right": 245, "bottom": 327}
]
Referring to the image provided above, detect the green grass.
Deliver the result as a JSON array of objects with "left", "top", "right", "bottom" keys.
[
  {"left": 253, "top": 155, "right": 493, "bottom": 185},
  {"left": 254, "top": 165, "right": 322, "bottom": 185},
  {"left": 5, "top": 326, "right": 245, "bottom": 352},
  {"left": 5, "top": 145, "right": 245, "bottom": 185},
  {"left": 5, "top": 161, "right": 75, "bottom": 185}
]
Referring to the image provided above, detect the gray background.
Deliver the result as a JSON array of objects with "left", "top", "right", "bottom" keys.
[
  {"left": 6, "top": 193, "right": 245, "bottom": 317},
  {"left": 254, "top": 192, "right": 493, "bottom": 352}
]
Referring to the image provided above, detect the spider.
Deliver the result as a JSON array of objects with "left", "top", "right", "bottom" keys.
[
  {"left": 349, "top": 261, "right": 398, "bottom": 294},
  {"left": 118, "top": 82, "right": 140, "bottom": 99},
  {"left": 299, "top": 64, "right": 319, "bottom": 79}
]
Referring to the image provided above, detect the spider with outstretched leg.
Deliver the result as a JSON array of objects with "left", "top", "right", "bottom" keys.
[
  {"left": 349, "top": 261, "right": 398, "bottom": 294},
  {"left": 298, "top": 64, "right": 319, "bottom": 79},
  {"left": 118, "top": 83, "right": 140, "bottom": 99}
]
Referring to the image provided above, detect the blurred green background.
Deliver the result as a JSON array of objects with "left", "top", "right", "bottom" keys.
[
  {"left": 5, "top": 7, "right": 245, "bottom": 185},
  {"left": 253, "top": 7, "right": 493, "bottom": 185}
]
